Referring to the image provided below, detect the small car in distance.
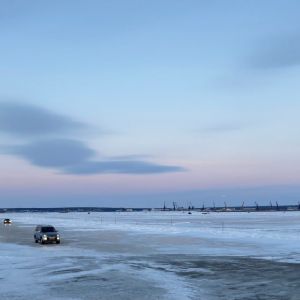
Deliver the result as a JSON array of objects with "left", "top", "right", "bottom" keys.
[
  {"left": 3, "top": 218, "right": 12, "bottom": 224},
  {"left": 34, "top": 225, "right": 60, "bottom": 244}
]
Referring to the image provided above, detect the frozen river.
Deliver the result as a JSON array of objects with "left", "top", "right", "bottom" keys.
[{"left": 1, "top": 211, "right": 300, "bottom": 299}]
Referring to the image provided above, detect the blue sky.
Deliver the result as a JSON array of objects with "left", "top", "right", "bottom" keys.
[{"left": 1, "top": 0, "right": 300, "bottom": 207}]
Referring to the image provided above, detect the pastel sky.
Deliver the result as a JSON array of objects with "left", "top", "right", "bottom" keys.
[{"left": 1, "top": 0, "right": 300, "bottom": 208}]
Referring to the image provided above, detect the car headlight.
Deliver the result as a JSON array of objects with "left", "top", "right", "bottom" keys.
[
  {"left": 42, "top": 234, "right": 47, "bottom": 240},
  {"left": 56, "top": 234, "right": 60, "bottom": 239}
]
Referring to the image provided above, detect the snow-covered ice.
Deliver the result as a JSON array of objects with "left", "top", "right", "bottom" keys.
[{"left": 1, "top": 211, "right": 300, "bottom": 299}]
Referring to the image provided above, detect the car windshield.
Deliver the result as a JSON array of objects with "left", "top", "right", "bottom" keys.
[{"left": 41, "top": 227, "right": 56, "bottom": 232}]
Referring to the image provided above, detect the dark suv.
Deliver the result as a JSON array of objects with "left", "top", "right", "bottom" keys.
[{"left": 34, "top": 225, "right": 60, "bottom": 244}]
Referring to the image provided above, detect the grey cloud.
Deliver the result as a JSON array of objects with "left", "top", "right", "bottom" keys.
[
  {"left": 0, "top": 101, "right": 85, "bottom": 137},
  {"left": 63, "top": 160, "right": 185, "bottom": 175},
  {"left": 249, "top": 33, "right": 300, "bottom": 69},
  {"left": 109, "top": 154, "right": 153, "bottom": 160},
  {"left": 7, "top": 139, "right": 95, "bottom": 168},
  {"left": 0, "top": 102, "right": 185, "bottom": 175},
  {"left": 4, "top": 138, "right": 184, "bottom": 175},
  {"left": 200, "top": 122, "right": 245, "bottom": 134}
]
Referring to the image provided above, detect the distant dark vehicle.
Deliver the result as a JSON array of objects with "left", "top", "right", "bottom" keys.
[
  {"left": 3, "top": 218, "right": 12, "bottom": 224},
  {"left": 34, "top": 225, "right": 60, "bottom": 244}
]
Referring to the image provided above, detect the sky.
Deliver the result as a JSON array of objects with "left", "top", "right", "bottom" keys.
[{"left": 1, "top": 0, "right": 300, "bottom": 208}]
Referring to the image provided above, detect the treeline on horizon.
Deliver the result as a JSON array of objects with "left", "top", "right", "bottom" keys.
[{"left": 0, "top": 204, "right": 300, "bottom": 213}]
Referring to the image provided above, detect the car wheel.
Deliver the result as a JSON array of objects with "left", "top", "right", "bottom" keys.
[{"left": 56, "top": 240, "right": 60, "bottom": 244}]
